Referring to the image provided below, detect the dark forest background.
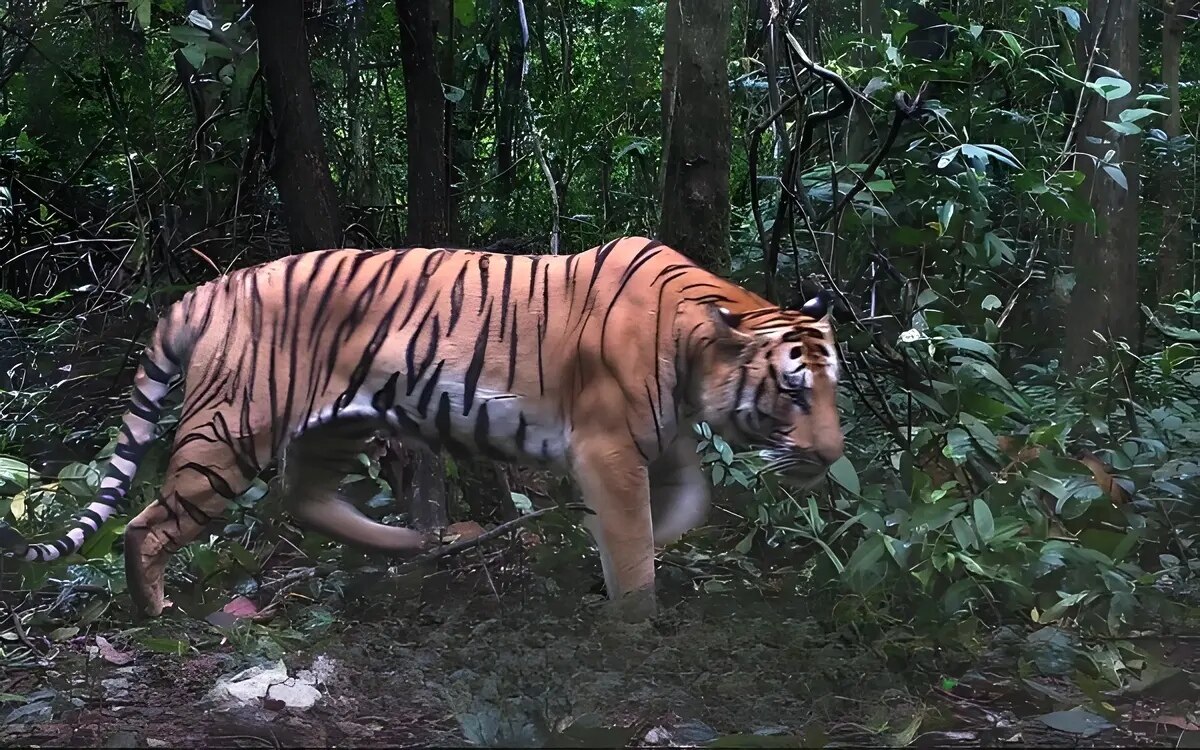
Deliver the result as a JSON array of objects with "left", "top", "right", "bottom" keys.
[{"left": 2, "top": 0, "right": 1200, "bottom": 744}]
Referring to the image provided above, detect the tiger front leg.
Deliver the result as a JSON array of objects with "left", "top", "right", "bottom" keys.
[{"left": 571, "top": 440, "right": 658, "bottom": 622}]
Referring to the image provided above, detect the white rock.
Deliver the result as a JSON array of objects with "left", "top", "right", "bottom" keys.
[{"left": 207, "top": 659, "right": 329, "bottom": 711}]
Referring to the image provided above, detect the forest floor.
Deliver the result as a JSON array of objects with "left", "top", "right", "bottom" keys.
[{"left": 3, "top": 547, "right": 1200, "bottom": 749}]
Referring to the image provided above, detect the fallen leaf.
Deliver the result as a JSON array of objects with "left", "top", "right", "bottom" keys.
[
  {"left": 95, "top": 635, "right": 134, "bottom": 666},
  {"left": 1144, "top": 716, "right": 1200, "bottom": 732},
  {"left": 443, "top": 520, "right": 486, "bottom": 543},
  {"left": 222, "top": 596, "right": 259, "bottom": 618},
  {"left": 1037, "top": 708, "right": 1114, "bottom": 737}
]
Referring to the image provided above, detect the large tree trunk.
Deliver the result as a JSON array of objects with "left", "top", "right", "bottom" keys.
[
  {"left": 658, "top": 0, "right": 732, "bottom": 271},
  {"left": 252, "top": 0, "right": 341, "bottom": 251},
  {"left": 397, "top": 0, "right": 451, "bottom": 533},
  {"left": 1065, "top": 0, "right": 1140, "bottom": 370},
  {"left": 1156, "top": 0, "right": 1187, "bottom": 302}
]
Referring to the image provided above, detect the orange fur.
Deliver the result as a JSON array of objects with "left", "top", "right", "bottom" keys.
[{"left": 5, "top": 237, "right": 844, "bottom": 619}]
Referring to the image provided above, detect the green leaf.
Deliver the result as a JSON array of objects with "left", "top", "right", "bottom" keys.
[
  {"left": 977, "top": 143, "right": 1023, "bottom": 168},
  {"left": 1102, "top": 164, "right": 1128, "bottom": 190},
  {"left": 0, "top": 456, "right": 36, "bottom": 495},
  {"left": 510, "top": 492, "right": 534, "bottom": 515},
  {"left": 1119, "top": 107, "right": 1159, "bottom": 123},
  {"left": 942, "top": 337, "right": 998, "bottom": 363},
  {"left": 1090, "top": 76, "right": 1131, "bottom": 101},
  {"left": 1055, "top": 5, "right": 1081, "bottom": 30},
  {"left": 938, "top": 200, "right": 956, "bottom": 231},
  {"left": 453, "top": 0, "right": 476, "bottom": 25},
  {"left": 131, "top": 0, "right": 151, "bottom": 29},
  {"left": 996, "top": 30, "right": 1024, "bottom": 57},
  {"left": 180, "top": 43, "right": 206, "bottom": 69},
  {"left": 982, "top": 294, "right": 1002, "bottom": 311},
  {"left": 170, "top": 26, "right": 209, "bottom": 44},
  {"left": 972, "top": 498, "right": 994, "bottom": 543},
  {"left": 828, "top": 456, "right": 860, "bottom": 495},
  {"left": 1104, "top": 120, "right": 1140, "bottom": 135}
]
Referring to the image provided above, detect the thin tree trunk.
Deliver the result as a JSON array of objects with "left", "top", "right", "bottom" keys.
[
  {"left": 1065, "top": 0, "right": 1141, "bottom": 370},
  {"left": 253, "top": 0, "right": 341, "bottom": 251},
  {"left": 397, "top": 0, "right": 451, "bottom": 533},
  {"left": 398, "top": 0, "right": 450, "bottom": 245},
  {"left": 1157, "top": 0, "right": 1187, "bottom": 302},
  {"left": 658, "top": 0, "right": 732, "bottom": 271}
]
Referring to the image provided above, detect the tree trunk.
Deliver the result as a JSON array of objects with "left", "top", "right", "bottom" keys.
[
  {"left": 658, "top": 0, "right": 732, "bottom": 272},
  {"left": 253, "top": 0, "right": 341, "bottom": 251},
  {"left": 1064, "top": 0, "right": 1140, "bottom": 371},
  {"left": 1156, "top": 0, "right": 1187, "bottom": 302},
  {"left": 397, "top": 0, "right": 451, "bottom": 533},
  {"left": 398, "top": 0, "right": 450, "bottom": 245}
]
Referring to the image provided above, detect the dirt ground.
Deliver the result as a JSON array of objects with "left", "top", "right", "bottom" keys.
[{"left": 4, "top": 551, "right": 1200, "bottom": 749}]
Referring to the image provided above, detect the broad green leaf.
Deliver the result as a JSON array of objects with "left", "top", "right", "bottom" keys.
[
  {"left": 180, "top": 44, "right": 206, "bottom": 69},
  {"left": 828, "top": 456, "right": 860, "bottom": 495},
  {"left": 1104, "top": 120, "right": 1140, "bottom": 136},
  {"left": 972, "top": 498, "right": 995, "bottom": 543},
  {"left": 1090, "top": 76, "right": 1131, "bottom": 101},
  {"left": 982, "top": 294, "right": 1002, "bottom": 311},
  {"left": 131, "top": 0, "right": 151, "bottom": 29},
  {"left": 1118, "top": 107, "right": 1159, "bottom": 123},
  {"left": 942, "top": 337, "right": 998, "bottom": 362},
  {"left": 1102, "top": 164, "right": 1128, "bottom": 190},
  {"left": 170, "top": 26, "right": 209, "bottom": 44},
  {"left": 1055, "top": 5, "right": 1081, "bottom": 30},
  {"left": 0, "top": 456, "right": 36, "bottom": 495}
]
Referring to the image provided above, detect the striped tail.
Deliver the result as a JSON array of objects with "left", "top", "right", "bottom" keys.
[{"left": 0, "top": 312, "right": 191, "bottom": 563}]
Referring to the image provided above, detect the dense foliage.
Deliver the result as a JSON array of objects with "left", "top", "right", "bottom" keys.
[{"left": 2, "top": 0, "right": 1200, "bottom": 713}]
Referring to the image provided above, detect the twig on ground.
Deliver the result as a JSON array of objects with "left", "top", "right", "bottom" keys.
[{"left": 255, "top": 503, "right": 590, "bottom": 616}]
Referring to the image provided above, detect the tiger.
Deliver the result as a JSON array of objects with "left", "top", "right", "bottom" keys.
[{"left": 0, "top": 236, "right": 844, "bottom": 620}]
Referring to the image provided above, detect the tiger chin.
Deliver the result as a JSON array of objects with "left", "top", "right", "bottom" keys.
[{"left": 1, "top": 236, "right": 844, "bottom": 621}]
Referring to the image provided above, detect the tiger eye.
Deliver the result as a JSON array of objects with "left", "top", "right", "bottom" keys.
[{"left": 789, "top": 346, "right": 803, "bottom": 359}]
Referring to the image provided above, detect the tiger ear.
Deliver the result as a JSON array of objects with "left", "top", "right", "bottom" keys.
[
  {"left": 707, "top": 305, "right": 753, "bottom": 353},
  {"left": 801, "top": 290, "right": 834, "bottom": 320},
  {"left": 711, "top": 305, "right": 743, "bottom": 330}
]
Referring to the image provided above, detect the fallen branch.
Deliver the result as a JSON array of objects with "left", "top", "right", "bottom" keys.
[{"left": 254, "top": 503, "right": 591, "bottom": 614}]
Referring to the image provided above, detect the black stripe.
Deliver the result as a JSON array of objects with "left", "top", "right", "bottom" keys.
[
  {"left": 180, "top": 462, "right": 237, "bottom": 500},
  {"left": 141, "top": 357, "right": 172, "bottom": 384},
  {"left": 448, "top": 262, "right": 468, "bottom": 333},
  {"left": 80, "top": 508, "right": 106, "bottom": 528},
  {"left": 462, "top": 306, "right": 492, "bottom": 416},
  {"left": 417, "top": 360, "right": 445, "bottom": 418},
  {"left": 373, "top": 371, "right": 400, "bottom": 412}
]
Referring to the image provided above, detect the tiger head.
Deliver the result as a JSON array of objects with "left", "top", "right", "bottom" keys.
[{"left": 696, "top": 292, "right": 844, "bottom": 484}]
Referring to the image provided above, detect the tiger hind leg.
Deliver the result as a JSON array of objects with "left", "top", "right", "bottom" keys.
[
  {"left": 125, "top": 426, "right": 259, "bottom": 618},
  {"left": 280, "top": 420, "right": 433, "bottom": 554}
]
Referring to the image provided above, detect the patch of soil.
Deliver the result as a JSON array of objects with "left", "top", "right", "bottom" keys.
[{"left": 4, "top": 561, "right": 1200, "bottom": 748}]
